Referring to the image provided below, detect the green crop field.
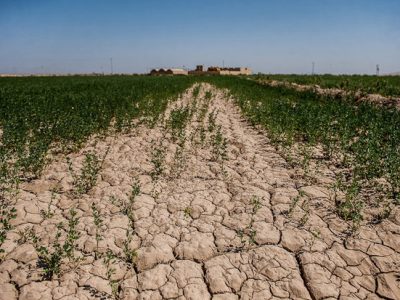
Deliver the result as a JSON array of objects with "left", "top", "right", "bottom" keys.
[
  {"left": 1, "top": 75, "right": 399, "bottom": 222},
  {"left": 1, "top": 74, "right": 400, "bottom": 295},
  {"left": 0, "top": 76, "right": 195, "bottom": 178},
  {"left": 206, "top": 76, "right": 400, "bottom": 207},
  {"left": 254, "top": 74, "right": 400, "bottom": 97}
]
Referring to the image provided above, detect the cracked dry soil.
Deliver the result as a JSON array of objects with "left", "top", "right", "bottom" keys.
[{"left": 1, "top": 84, "right": 399, "bottom": 300}]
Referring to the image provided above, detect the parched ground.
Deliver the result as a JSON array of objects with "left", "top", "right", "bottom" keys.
[{"left": 1, "top": 84, "right": 399, "bottom": 300}]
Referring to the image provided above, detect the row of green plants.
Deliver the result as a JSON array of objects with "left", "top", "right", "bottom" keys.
[
  {"left": 0, "top": 75, "right": 196, "bottom": 178},
  {"left": 254, "top": 74, "right": 400, "bottom": 97},
  {"left": 205, "top": 76, "right": 400, "bottom": 227}
]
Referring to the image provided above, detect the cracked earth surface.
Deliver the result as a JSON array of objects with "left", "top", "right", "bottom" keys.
[{"left": 1, "top": 84, "right": 399, "bottom": 299}]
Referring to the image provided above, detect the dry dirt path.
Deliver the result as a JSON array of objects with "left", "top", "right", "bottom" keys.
[{"left": 0, "top": 84, "right": 399, "bottom": 300}]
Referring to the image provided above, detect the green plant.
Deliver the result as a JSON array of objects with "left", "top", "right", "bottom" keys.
[
  {"left": 236, "top": 229, "right": 246, "bottom": 245},
  {"left": 125, "top": 178, "right": 141, "bottom": 225},
  {"left": 35, "top": 223, "right": 64, "bottom": 280},
  {"left": 248, "top": 229, "right": 257, "bottom": 245},
  {"left": 192, "top": 85, "right": 201, "bottom": 98},
  {"left": 103, "top": 249, "right": 119, "bottom": 299},
  {"left": 171, "top": 144, "right": 186, "bottom": 178},
  {"left": 288, "top": 193, "right": 302, "bottom": 216},
  {"left": 122, "top": 231, "right": 137, "bottom": 266},
  {"left": 0, "top": 204, "right": 17, "bottom": 254},
  {"left": 251, "top": 196, "right": 262, "bottom": 214},
  {"left": 211, "top": 126, "right": 228, "bottom": 162},
  {"left": 40, "top": 192, "right": 55, "bottom": 220},
  {"left": 17, "top": 226, "right": 35, "bottom": 245},
  {"left": 70, "top": 152, "right": 101, "bottom": 195},
  {"left": 336, "top": 181, "right": 363, "bottom": 230},
  {"left": 150, "top": 142, "right": 166, "bottom": 180},
  {"left": 207, "top": 110, "right": 218, "bottom": 132},
  {"left": 184, "top": 207, "right": 192, "bottom": 218},
  {"left": 167, "top": 106, "right": 190, "bottom": 141},
  {"left": 30, "top": 208, "right": 81, "bottom": 280},
  {"left": 63, "top": 208, "right": 80, "bottom": 259},
  {"left": 0, "top": 76, "right": 195, "bottom": 180},
  {"left": 203, "top": 76, "right": 400, "bottom": 219},
  {"left": 129, "top": 177, "right": 141, "bottom": 204},
  {"left": 91, "top": 203, "right": 103, "bottom": 259}
]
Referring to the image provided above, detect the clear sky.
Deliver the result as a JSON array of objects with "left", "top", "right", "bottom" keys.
[{"left": 0, "top": 0, "right": 399, "bottom": 74}]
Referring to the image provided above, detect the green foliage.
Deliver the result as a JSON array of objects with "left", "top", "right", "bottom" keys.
[
  {"left": 0, "top": 76, "right": 195, "bottom": 179},
  {"left": 150, "top": 142, "right": 166, "bottom": 180},
  {"left": 35, "top": 223, "right": 64, "bottom": 280},
  {"left": 0, "top": 204, "right": 17, "bottom": 254},
  {"left": 192, "top": 85, "right": 201, "bottom": 98},
  {"left": 332, "top": 176, "right": 364, "bottom": 231},
  {"left": 31, "top": 208, "right": 80, "bottom": 280},
  {"left": 255, "top": 74, "right": 400, "bottom": 97},
  {"left": 103, "top": 249, "right": 119, "bottom": 299},
  {"left": 123, "top": 231, "right": 137, "bottom": 266},
  {"left": 167, "top": 106, "right": 190, "bottom": 140},
  {"left": 251, "top": 196, "right": 262, "bottom": 214},
  {"left": 91, "top": 203, "right": 103, "bottom": 258},
  {"left": 69, "top": 152, "right": 101, "bottom": 195},
  {"left": 205, "top": 76, "right": 400, "bottom": 208},
  {"left": 211, "top": 126, "right": 228, "bottom": 162}
]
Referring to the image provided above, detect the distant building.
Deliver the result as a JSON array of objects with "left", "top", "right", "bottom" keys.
[
  {"left": 150, "top": 65, "right": 252, "bottom": 76},
  {"left": 207, "top": 66, "right": 252, "bottom": 75},
  {"left": 150, "top": 68, "right": 188, "bottom": 76},
  {"left": 188, "top": 65, "right": 207, "bottom": 75}
]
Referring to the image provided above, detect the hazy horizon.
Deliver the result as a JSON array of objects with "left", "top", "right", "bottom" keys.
[{"left": 1, "top": 0, "right": 399, "bottom": 75}]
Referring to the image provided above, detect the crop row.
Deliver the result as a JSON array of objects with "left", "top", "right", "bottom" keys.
[
  {"left": 205, "top": 76, "right": 400, "bottom": 221},
  {"left": 254, "top": 74, "right": 400, "bottom": 97},
  {"left": 0, "top": 75, "right": 195, "bottom": 179}
]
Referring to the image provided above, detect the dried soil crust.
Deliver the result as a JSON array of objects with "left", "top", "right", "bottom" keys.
[
  {"left": 1, "top": 84, "right": 400, "bottom": 299},
  {"left": 262, "top": 79, "right": 400, "bottom": 110}
]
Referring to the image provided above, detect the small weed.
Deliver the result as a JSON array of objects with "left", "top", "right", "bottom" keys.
[
  {"left": 336, "top": 180, "right": 363, "bottom": 230},
  {"left": 69, "top": 152, "right": 101, "bottom": 195},
  {"left": 236, "top": 229, "right": 246, "bottom": 245},
  {"left": 211, "top": 126, "right": 228, "bottom": 162},
  {"left": 171, "top": 145, "right": 186, "bottom": 178},
  {"left": 288, "top": 192, "right": 304, "bottom": 217},
  {"left": 31, "top": 208, "right": 81, "bottom": 280},
  {"left": 248, "top": 229, "right": 257, "bottom": 245},
  {"left": 299, "top": 212, "right": 309, "bottom": 227},
  {"left": 35, "top": 223, "right": 64, "bottom": 280},
  {"left": 40, "top": 192, "right": 55, "bottom": 220},
  {"left": 0, "top": 203, "right": 17, "bottom": 254},
  {"left": 150, "top": 142, "right": 166, "bottom": 181},
  {"left": 123, "top": 231, "right": 137, "bottom": 266},
  {"left": 167, "top": 106, "right": 190, "bottom": 141},
  {"left": 192, "top": 85, "right": 200, "bottom": 99},
  {"left": 184, "top": 207, "right": 192, "bottom": 218},
  {"left": 129, "top": 177, "right": 141, "bottom": 204},
  {"left": 103, "top": 249, "right": 119, "bottom": 299},
  {"left": 63, "top": 208, "right": 80, "bottom": 259},
  {"left": 91, "top": 203, "right": 103, "bottom": 259},
  {"left": 204, "top": 91, "right": 212, "bottom": 101},
  {"left": 251, "top": 196, "right": 262, "bottom": 214},
  {"left": 17, "top": 226, "right": 35, "bottom": 245},
  {"left": 207, "top": 110, "right": 218, "bottom": 132}
]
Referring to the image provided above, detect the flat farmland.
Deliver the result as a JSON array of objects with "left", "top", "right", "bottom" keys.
[{"left": 0, "top": 76, "right": 399, "bottom": 299}]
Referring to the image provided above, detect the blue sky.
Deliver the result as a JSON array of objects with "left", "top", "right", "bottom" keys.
[{"left": 0, "top": 0, "right": 399, "bottom": 74}]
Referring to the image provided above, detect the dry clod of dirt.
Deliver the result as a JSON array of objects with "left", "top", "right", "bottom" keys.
[{"left": 1, "top": 84, "right": 399, "bottom": 299}]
